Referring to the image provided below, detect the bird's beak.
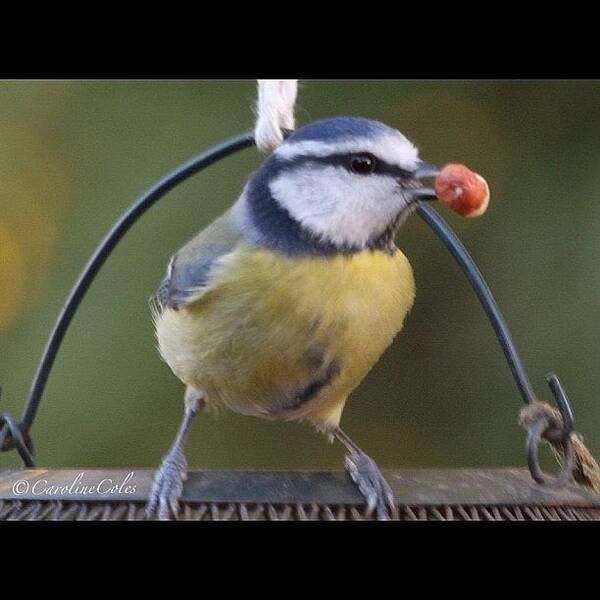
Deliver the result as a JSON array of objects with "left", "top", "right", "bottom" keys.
[
  {"left": 414, "top": 161, "right": 440, "bottom": 180},
  {"left": 409, "top": 161, "right": 439, "bottom": 202}
]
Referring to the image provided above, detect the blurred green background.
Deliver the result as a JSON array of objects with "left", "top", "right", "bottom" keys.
[{"left": 1, "top": 79, "right": 600, "bottom": 473}]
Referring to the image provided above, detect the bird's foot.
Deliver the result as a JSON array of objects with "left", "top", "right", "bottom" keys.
[
  {"left": 345, "top": 450, "right": 396, "bottom": 520},
  {"left": 145, "top": 447, "right": 188, "bottom": 521}
]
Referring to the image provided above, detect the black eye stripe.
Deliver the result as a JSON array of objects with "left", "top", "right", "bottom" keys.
[{"left": 280, "top": 152, "right": 414, "bottom": 179}]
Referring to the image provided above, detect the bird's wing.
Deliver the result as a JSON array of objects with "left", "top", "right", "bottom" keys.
[{"left": 153, "top": 210, "right": 243, "bottom": 312}]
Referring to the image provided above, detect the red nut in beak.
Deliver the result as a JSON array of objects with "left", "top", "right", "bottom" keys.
[{"left": 435, "top": 163, "right": 490, "bottom": 218}]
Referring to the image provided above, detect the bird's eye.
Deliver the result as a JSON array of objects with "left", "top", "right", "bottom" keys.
[{"left": 349, "top": 154, "right": 377, "bottom": 175}]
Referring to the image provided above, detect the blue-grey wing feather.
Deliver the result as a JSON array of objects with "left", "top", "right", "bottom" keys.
[{"left": 154, "top": 210, "right": 242, "bottom": 311}]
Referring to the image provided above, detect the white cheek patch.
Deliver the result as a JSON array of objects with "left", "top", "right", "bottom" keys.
[
  {"left": 275, "top": 131, "right": 420, "bottom": 172},
  {"left": 269, "top": 165, "right": 408, "bottom": 248}
]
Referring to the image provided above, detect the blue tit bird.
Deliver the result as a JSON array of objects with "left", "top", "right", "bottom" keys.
[{"left": 146, "top": 116, "right": 442, "bottom": 520}]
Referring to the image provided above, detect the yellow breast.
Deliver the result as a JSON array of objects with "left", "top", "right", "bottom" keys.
[{"left": 155, "top": 245, "right": 415, "bottom": 430}]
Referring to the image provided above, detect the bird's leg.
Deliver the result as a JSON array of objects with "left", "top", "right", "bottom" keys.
[
  {"left": 146, "top": 386, "right": 204, "bottom": 520},
  {"left": 334, "top": 428, "right": 396, "bottom": 520}
]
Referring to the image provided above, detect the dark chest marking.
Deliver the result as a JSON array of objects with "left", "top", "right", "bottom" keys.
[{"left": 265, "top": 343, "right": 342, "bottom": 416}]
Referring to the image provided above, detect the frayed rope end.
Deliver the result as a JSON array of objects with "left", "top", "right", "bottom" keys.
[
  {"left": 519, "top": 401, "right": 600, "bottom": 493},
  {"left": 254, "top": 80, "right": 298, "bottom": 154}
]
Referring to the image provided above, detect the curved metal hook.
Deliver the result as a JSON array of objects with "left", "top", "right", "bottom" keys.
[
  {"left": 416, "top": 202, "right": 578, "bottom": 488},
  {"left": 526, "top": 373, "right": 575, "bottom": 486},
  {"left": 0, "top": 131, "right": 255, "bottom": 463},
  {"left": 546, "top": 373, "right": 575, "bottom": 439},
  {"left": 0, "top": 128, "right": 587, "bottom": 493}
]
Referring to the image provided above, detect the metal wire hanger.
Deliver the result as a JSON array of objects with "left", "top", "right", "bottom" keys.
[{"left": 1, "top": 83, "right": 598, "bottom": 493}]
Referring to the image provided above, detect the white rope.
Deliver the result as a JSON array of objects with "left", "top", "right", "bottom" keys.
[{"left": 254, "top": 80, "right": 298, "bottom": 154}]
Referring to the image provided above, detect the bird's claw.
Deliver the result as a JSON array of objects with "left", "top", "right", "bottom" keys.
[
  {"left": 145, "top": 447, "right": 188, "bottom": 520},
  {"left": 345, "top": 450, "right": 396, "bottom": 520}
]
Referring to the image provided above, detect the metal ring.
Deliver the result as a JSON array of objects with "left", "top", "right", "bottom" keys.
[{"left": 527, "top": 417, "right": 575, "bottom": 488}]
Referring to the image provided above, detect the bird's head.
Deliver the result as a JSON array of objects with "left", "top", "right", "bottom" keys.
[{"left": 239, "top": 116, "right": 439, "bottom": 255}]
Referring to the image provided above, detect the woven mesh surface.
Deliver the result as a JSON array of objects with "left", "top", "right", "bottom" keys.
[{"left": 2, "top": 500, "right": 599, "bottom": 521}]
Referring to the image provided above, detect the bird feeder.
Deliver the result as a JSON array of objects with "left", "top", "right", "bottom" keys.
[{"left": 1, "top": 85, "right": 599, "bottom": 521}]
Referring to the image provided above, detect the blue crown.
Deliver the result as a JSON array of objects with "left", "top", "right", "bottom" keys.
[{"left": 286, "top": 116, "right": 392, "bottom": 144}]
